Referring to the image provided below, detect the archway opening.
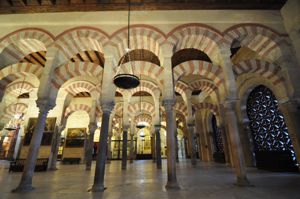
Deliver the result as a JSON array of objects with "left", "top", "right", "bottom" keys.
[{"left": 246, "top": 85, "right": 298, "bottom": 172}]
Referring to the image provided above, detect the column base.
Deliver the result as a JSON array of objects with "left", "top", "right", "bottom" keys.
[
  {"left": 235, "top": 177, "right": 252, "bottom": 187},
  {"left": 12, "top": 184, "right": 35, "bottom": 193},
  {"left": 165, "top": 181, "right": 180, "bottom": 190},
  {"left": 191, "top": 160, "right": 197, "bottom": 166},
  {"left": 89, "top": 185, "right": 107, "bottom": 192},
  {"left": 48, "top": 167, "right": 58, "bottom": 171},
  {"left": 157, "top": 165, "right": 162, "bottom": 169}
]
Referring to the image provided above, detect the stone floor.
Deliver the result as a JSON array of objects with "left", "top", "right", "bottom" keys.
[{"left": 0, "top": 159, "right": 300, "bottom": 199}]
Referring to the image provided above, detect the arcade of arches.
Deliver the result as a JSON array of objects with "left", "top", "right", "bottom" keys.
[{"left": 0, "top": 0, "right": 300, "bottom": 197}]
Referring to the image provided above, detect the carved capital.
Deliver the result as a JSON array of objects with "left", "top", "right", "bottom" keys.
[
  {"left": 36, "top": 98, "right": 55, "bottom": 113},
  {"left": 163, "top": 99, "right": 176, "bottom": 111},
  {"left": 89, "top": 122, "right": 98, "bottom": 133},
  {"left": 223, "top": 99, "right": 239, "bottom": 111},
  {"left": 154, "top": 124, "right": 161, "bottom": 131},
  {"left": 101, "top": 101, "right": 115, "bottom": 114}
]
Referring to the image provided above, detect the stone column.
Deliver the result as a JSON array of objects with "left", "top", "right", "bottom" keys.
[
  {"left": 86, "top": 122, "right": 98, "bottom": 171},
  {"left": 151, "top": 133, "right": 156, "bottom": 163},
  {"left": 91, "top": 103, "right": 114, "bottom": 192},
  {"left": 121, "top": 126, "right": 128, "bottom": 170},
  {"left": 219, "top": 125, "right": 232, "bottom": 166},
  {"left": 155, "top": 125, "right": 162, "bottom": 169},
  {"left": 13, "top": 99, "right": 54, "bottom": 192},
  {"left": 106, "top": 133, "right": 112, "bottom": 164},
  {"left": 223, "top": 100, "right": 250, "bottom": 186},
  {"left": 187, "top": 123, "right": 197, "bottom": 166},
  {"left": 175, "top": 129, "right": 179, "bottom": 163},
  {"left": 49, "top": 124, "right": 64, "bottom": 170},
  {"left": 129, "top": 133, "right": 134, "bottom": 163},
  {"left": 163, "top": 99, "right": 180, "bottom": 189},
  {"left": 278, "top": 100, "right": 300, "bottom": 167}
]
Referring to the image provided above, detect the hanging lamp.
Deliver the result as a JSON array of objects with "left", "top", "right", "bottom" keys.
[
  {"left": 4, "top": 76, "right": 26, "bottom": 131},
  {"left": 113, "top": 0, "right": 140, "bottom": 90}
]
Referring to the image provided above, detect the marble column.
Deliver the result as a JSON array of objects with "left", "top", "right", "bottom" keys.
[
  {"left": 224, "top": 100, "right": 250, "bottom": 186},
  {"left": 106, "top": 133, "right": 112, "bottom": 164},
  {"left": 129, "top": 133, "right": 134, "bottom": 163},
  {"left": 86, "top": 122, "right": 98, "bottom": 171},
  {"left": 187, "top": 123, "right": 197, "bottom": 166},
  {"left": 91, "top": 103, "right": 114, "bottom": 192},
  {"left": 151, "top": 133, "right": 156, "bottom": 163},
  {"left": 163, "top": 99, "right": 180, "bottom": 189},
  {"left": 175, "top": 130, "right": 179, "bottom": 163},
  {"left": 219, "top": 125, "right": 232, "bottom": 166},
  {"left": 12, "top": 99, "right": 54, "bottom": 192},
  {"left": 49, "top": 125, "right": 64, "bottom": 170},
  {"left": 121, "top": 127, "right": 128, "bottom": 170},
  {"left": 155, "top": 125, "right": 162, "bottom": 169},
  {"left": 278, "top": 100, "right": 300, "bottom": 167}
]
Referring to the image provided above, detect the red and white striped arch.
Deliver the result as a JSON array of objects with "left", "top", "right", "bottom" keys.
[
  {"left": 134, "top": 113, "right": 152, "bottom": 125},
  {"left": 112, "top": 102, "right": 123, "bottom": 117},
  {"left": 129, "top": 80, "right": 160, "bottom": 98},
  {"left": 5, "top": 81, "right": 34, "bottom": 96},
  {"left": 128, "top": 102, "right": 155, "bottom": 117},
  {"left": 167, "top": 24, "right": 224, "bottom": 63},
  {"left": 64, "top": 81, "right": 97, "bottom": 96},
  {"left": 174, "top": 102, "right": 188, "bottom": 118},
  {"left": 224, "top": 24, "right": 285, "bottom": 62},
  {"left": 233, "top": 59, "right": 285, "bottom": 86},
  {"left": 189, "top": 79, "right": 218, "bottom": 95},
  {"left": 0, "top": 29, "right": 53, "bottom": 66},
  {"left": 2, "top": 103, "right": 28, "bottom": 120},
  {"left": 109, "top": 26, "right": 165, "bottom": 62},
  {"left": 193, "top": 102, "right": 219, "bottom": 116},
  {"left": 55, "top": 27, "right": 109, "bottom": 66},
  {"left": 64, "top": 104, "right": 91, "bottom": 119},
  {"left": 52, "top": 62, "right": 103, "bottom": 90},
  {"left": 173, "top": 60, "right": 224, "bottom": 87},
  {"left": 175, "top": 81, "right": 191, "bottom": 97},
  {"left": 0, "top": 63, "right": 43, "bottom": 90},
  {"left": 114, "top": 61, "right": 164, "bottom": 87}
]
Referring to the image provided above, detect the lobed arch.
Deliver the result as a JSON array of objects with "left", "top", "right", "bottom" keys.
[
  {"left": 55, "top": 27, "right": 109, "bottom": 67},
  {"left": 109, "top": 25, "right": 166, "bottom": 63}
]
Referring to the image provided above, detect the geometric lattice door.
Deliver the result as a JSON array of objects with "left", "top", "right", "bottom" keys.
[
  {"left": 246, "top": 85, "right": 298, "bottom": 171},
  {"left": 211, "top": 115, "right": 225, "bottom": 163}
]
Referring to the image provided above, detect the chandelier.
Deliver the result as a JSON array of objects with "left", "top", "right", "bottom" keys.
[{"left": 113, "top": 0, "right": 140, "bottom": 90}]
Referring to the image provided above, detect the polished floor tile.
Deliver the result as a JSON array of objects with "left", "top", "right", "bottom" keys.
[{"left": 0, "top": 160, "right": 299, "bottom": 199}]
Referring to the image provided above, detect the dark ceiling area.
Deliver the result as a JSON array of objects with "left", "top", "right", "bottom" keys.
[{"left": 0, "top": 0, "right": 287, "bottom": 14}]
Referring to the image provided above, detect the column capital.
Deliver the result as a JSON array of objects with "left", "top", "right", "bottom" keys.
[
  {"left": 163, "top": 99, "right": 176, "bottom": 111},
  {"left": 279, "top": 99, "right": 299, "bottom": 112},
  {"left": 101, "top": 101, "right": 115, "bottom": 114},
  {"left": 187, "top": 123, "right": 195, "bottom": 128},
  {"left": 154, "top": 124, "right": 161, "bottom": 131},
  {"left": 89, "top": 122, "right": 98, "bottom": 133},
  {"left": 222, "top": 99, "right": 239, "bottom": 110},
  {"left": 123, "top": 125, "right": 130, "bottom": 131},
  {"left": 36, "top": 98, "right": 55, "bottom": 112}
]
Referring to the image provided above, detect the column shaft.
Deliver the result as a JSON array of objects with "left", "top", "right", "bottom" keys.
[
  {"left": 49, "top": 125, "right": 63, "bottom": 170},
  {"left": 224, "top": 101, "right": 249, "bottom": 186},
  {"left": 155, "top": 126, "right": 162, "bottom": 169},
  {"left": 188, "top": 124, "right": 197, "bottom": 166},
  {"left": 13, "top": 104, "right": 50, "bottom": 192},
  {"left": 121, "top": 130, "right": 128, "bottom": 170},
  {"left": 164, "top": 100, "right": 180, "bottom": 189},
  {"left": 91, "top": 109, "right": 111, "bottom": 192},
  {"left": 129, "top": 134, "right": 134, "bottom": 163},
  {"left": 86, "top": 123, "right": 97, "bottom": 171}
]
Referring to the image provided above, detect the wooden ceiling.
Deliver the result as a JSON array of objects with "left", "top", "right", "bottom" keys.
[{"left": 0, "top": 0, "right": 287, "bottom": 14}]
